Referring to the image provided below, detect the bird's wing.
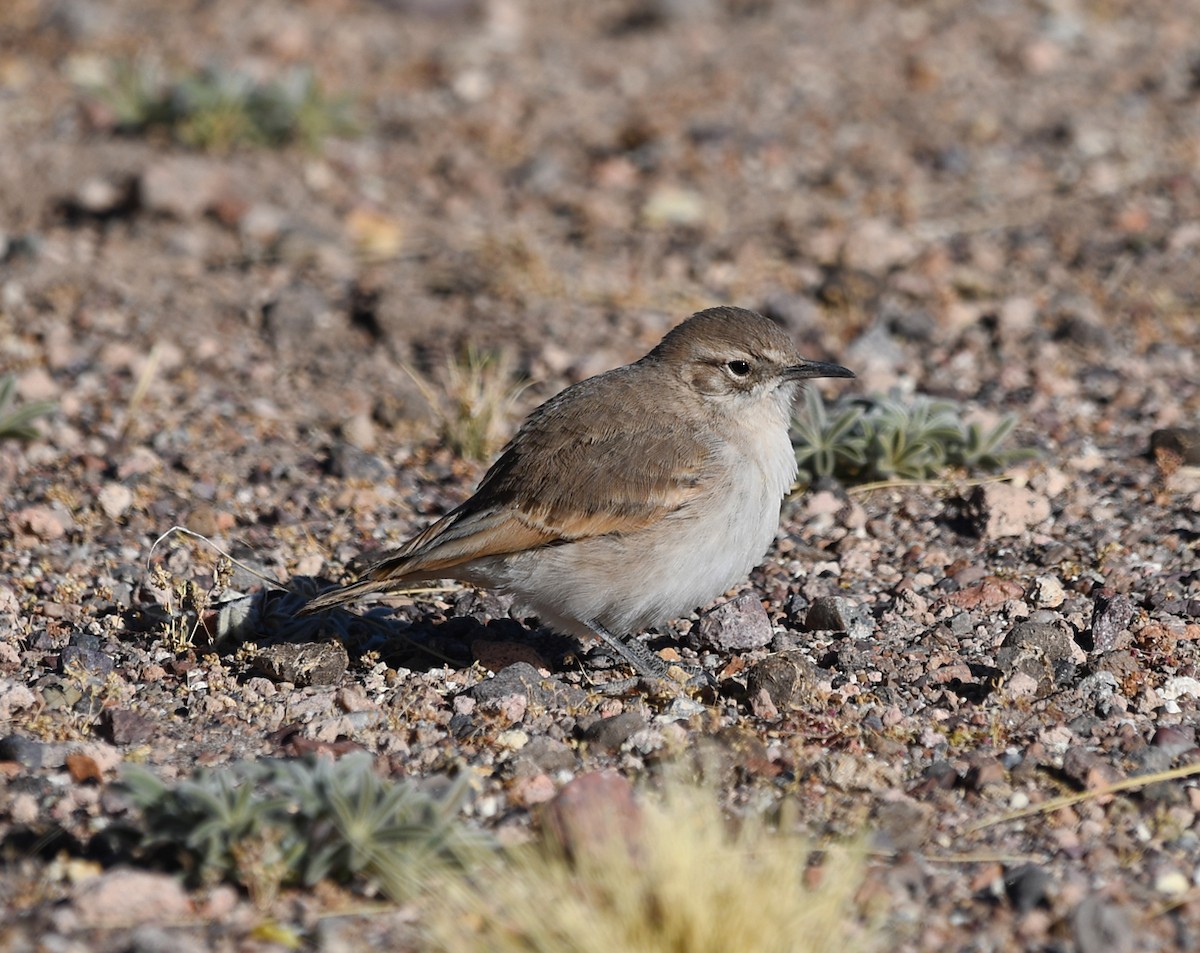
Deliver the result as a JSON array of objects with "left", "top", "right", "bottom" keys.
[{"left": 363, "top": 368, "right": 717, "bottom": 581}]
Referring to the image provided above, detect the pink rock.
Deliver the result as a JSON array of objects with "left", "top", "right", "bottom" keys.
[
  {"left": 14, "top": 505, "right": 70, "bottom": 540},
  {"left": 17, "top": 367, "right": 58, "bottom": 401},
  {"left": 540, "top": 771, "right": 642, "bottom": 863},
  {"left": 141, "top": 157, "right": 228, "bottom": 219},
  {"left": 697, "top": 593, "right": 774, "bottom": 651},
  {"left": 964, "top": 483, "right": 1051, "bottom": 539},
  {"left": 72, "top": 869, "right": 191, "bottom": 929},
  {"left": 510, "top": 773, "right": 558, "bottom": 807}
]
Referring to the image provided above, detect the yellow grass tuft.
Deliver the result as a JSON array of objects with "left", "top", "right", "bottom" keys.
[
  {"left": 404, "top": 347, "right": 527, "bottom": 462},
  {"left": 428, "top": 781, "right": 874, "bottom": 953}
]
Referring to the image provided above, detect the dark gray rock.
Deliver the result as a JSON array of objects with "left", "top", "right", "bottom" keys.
[
  {"left": 470, "top": 662, "right": 587, "bottom": 709},
  {"left": 516, "top": 736, "right": 577, "bottom": 774},
  {"left": 59, "top": 644, "right": 115, "bottom": 677},
  {"left": 0, "top": 729, "right": 65, "bottom": 768},
  {"left": 582, "top": 711, "right": 647, "bottom": 750},
  {"left": 805, "top": 595, "right": 873, "bottom": 640},
  {"left": 1073, "top": 894, "right": 1134, "bottom": 953},
  {"left": 1004, "top": 863, "right": 1052, "bottom": 914},
  {"left": 326, "top": 441, "right": 391, "bottom": 483}
]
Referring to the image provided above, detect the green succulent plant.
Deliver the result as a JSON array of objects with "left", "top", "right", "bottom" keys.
[
  {"left": 952, "top": 414, "right": 1028, "bottom": 470},
  {"left": 791, "top": 386, "right": 868, "bottom": 480},
  {"left": 121, "top": 753, "right": 489, "bottom": 900},
  {"left": 859, "top": 394, "right": 963, "bottom": 481},
  {"left": 0, "top": 374, "right": 55, "bottom": 441},
  {"left": 86, "top": 61, "right": 359, "bottom": 151},
  {"left": 792, "top": 390, "right": 1036, "bottom": 486}
]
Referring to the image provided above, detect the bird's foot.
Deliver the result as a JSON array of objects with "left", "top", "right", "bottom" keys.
[{"left": 585, "top": 621, "right": 715, "bottom": 692}]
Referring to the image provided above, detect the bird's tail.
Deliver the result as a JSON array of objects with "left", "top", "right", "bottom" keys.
[{"left": 299, "top": 575, "right": 396, "bottom": 615}]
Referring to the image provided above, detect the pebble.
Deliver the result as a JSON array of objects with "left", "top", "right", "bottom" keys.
[
  {"left": 995, "top": 621, "right": 1082, "bottom": 681},
  {"left": 126, "top": 925, "right": 210, "bottom": 953},
  {"left": 658, "top": 696, "right": 705, "bottom": 721},
  {"left": 805, "top": 595, "right": 874, "bottom": 639},
  {"left": 871, "top": 797, "right": 934, "bottom": 851},
  {"left": 1089, "top": 589, "right": 1134, "bottom": 653},
  {"left": 0, "top": 681, "right": 38, "bottom": 721},
  {"left": 102, "top": 709, "right": 156, "bottom": 746},
  {"left": 326, "top": 441, "right": 392, "bottom": 483},
  {"left": 60, "top": 644, "right": 115, "bottom": 677},
  {"left": 1153, "top": 869, "right": 1190, "bottom": 896},
  {"left": 17, "top": 366, "right": 58, "bottom": 401},
  {"left": 140, "top": 157, "right": 228, "bottom": 219},
  {"left": 345, "top": 206, "right": 405, "bottom": 262},
  {"left": 71, "top": 869, "right": 191, "bottom": 929},
  {"left": 641, "top": 186, "right": 707, "bottom": 227},
  {"left": 582, "top": 711, "right": 647, "bottom": 750},
  {"left": 10, "top": 792, "right": 39, "bottom": 825},
  {"left": 1159, "top": 676, "right": 1200, "bottom": 702},
  {"left": 939, "top": 575, "right": 1024, "bottom": 610},
  {"left": 238, "top": 202, "right": 289, "bottom": 249},
  {"left": 1060, "top": 746, "right": 1121, "bottom": 790},
  {"left": 1029, "top": 574, "right": 1066, "bottom": 609},
  {"left": 515, "top": 736, "right": 576, "bottom": 775},
  {"left": 1150, "top": 724, "right": 1196, "bottom": 756},
  {"left": 470, "top": 662, "right": 587, "bottom": 709},
  {"left": 1004, "top": 863, "right": 1052, "bottom": 913},
  {"left": 495, "top": 728, "right": 529, "bottom": 750},
  {"left": 841, "top": 217, "right": 918, "bottom": 275},
  {"left": 251, "top": 641, "right": 348, "bottom": 687},
  {"left": 963, "top": 483, "right": 1051, "bottom": 539},
  {"left": 14, "top": 505, "right": 72, "bottom": 541},
  {"left": 97, "top": 482, "right": 134, "bottom": 520},
  {"left": 70, "top": 176, "right": 132, "bottom": 216},
  {"left": 540, "top": 771, "right": 641, "bottom": 862},
  {"left": 1072, "top": 894, "right": 1133, "bottom": 953},
  {"left": 695, "top": 593, "right": 773, "bottom": 651},
  {"left": 0, "top": 734, "right": 56, "bottom": 768},
  {"left": 1150, "top": 427, "right": 1200, "bottom": 466},
  {"left": 263, "top": 282, "right": 336, "bottom": 350},
  {"left": 963, "top": 753, "right": 1006, "bottom": 791},
  {"left": 339, "top": 412, "right": 377, "bottom": 452},
  {"left": 509, "top": 772, "right": 557, "bottom": 806}
]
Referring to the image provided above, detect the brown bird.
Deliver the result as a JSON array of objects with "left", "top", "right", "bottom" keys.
[{"left": 303, "top": 306, "right": 854, "bottom": 676}]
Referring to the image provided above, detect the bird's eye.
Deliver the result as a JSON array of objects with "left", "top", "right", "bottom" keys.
[{"left": 726, "top": 359, "right": 752, "bottom": 378}]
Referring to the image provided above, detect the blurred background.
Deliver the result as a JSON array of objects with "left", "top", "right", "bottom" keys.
[{"left": 1, "top": 0, "right": 1197, "bottom": 489}]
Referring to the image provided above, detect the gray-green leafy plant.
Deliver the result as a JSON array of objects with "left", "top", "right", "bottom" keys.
[
  {"left": 792, "top": 390, "right": 1036, "bottom": 485},
  {"left": 121, "top": 753, "right": 489, "bottom": 900},
  {"left": 0, "top": 374, "right": 54, "bottom": 441},
  {"left": 88, "top": 61, "right": 359, "bottom": 151},
  {"left": 791, "top": 387, "right": 869, "bottom": 481}
]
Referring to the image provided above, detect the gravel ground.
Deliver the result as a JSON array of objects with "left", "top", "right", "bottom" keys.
[{"left": 2, "top": 1, "right": 1200, "bottom": 950}]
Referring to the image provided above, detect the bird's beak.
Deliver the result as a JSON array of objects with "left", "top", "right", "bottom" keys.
[{"left": 785, "top": 360, "right": 855, "bottom": 381}]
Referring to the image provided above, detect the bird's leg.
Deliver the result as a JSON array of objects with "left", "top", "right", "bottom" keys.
[
  {"left": 584, "top": 623, "right": 717, "bottom": 692},
  {"left": 585, "top": 621, "right": 670, "bottom": 679}
]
